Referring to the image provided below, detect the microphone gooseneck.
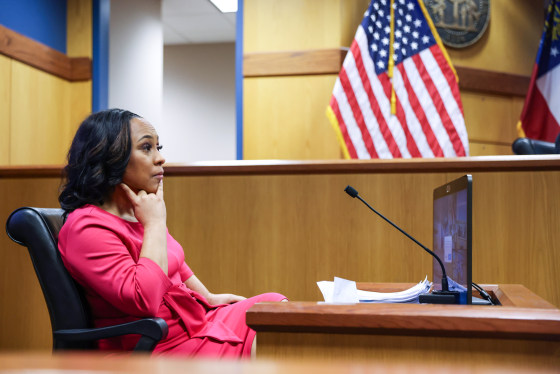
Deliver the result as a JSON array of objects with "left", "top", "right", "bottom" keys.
[{"left": 344, "top": 185, "right": 450, "bottom": 292}]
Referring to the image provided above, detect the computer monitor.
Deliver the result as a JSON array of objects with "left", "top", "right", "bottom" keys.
[{"left": 432, "top": 175, "right": 472, "bottom": 305}]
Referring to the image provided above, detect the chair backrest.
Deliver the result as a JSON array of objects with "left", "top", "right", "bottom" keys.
[
  {"left": 512, "top": 133, "right": 560, "bottom": 155},
  {"left": 6, "top": 207, "right": 94, "bottom": 350}
]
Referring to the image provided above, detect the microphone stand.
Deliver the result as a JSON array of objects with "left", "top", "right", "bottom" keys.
[{"left": 345, "top": 186, "right": 460, "bottom": 304}]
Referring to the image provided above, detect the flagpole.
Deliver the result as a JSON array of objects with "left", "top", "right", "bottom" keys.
[{"left": 388, "top": 0, "right": 397, "bottom": 115}]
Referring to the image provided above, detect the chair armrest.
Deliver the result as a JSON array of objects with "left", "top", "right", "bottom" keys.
[{"left": 54, "top": 317, "right": 168, "bottom": 352}]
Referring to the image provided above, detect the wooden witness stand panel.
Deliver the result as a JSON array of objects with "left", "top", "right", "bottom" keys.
[{"left": 247, "top": 284, "right": 560, "bottom": 368}]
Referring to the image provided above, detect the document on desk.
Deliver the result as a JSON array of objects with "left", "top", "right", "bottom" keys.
[{"left": 317, "top": 277, "right": 432, "bottom": 303}]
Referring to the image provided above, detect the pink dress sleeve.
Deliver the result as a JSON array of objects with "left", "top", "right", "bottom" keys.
[
  {"left": 61, "top": 214, "right": 173, "bottom": 317},
  {"left": 179, "top": 261, "right": 193, "bottom": 282}
]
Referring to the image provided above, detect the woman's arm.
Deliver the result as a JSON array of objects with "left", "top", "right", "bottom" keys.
[{"left": 184, "top": 274, "right": 246, "bottom": 305}]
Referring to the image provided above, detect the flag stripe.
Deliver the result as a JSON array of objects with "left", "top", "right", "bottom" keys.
[
  {"left": 333, "top": 79, "right": 372, "bottom": 159},
  {"left": 397, "top": 62, "right": 444, "bottom": 156},
  {"left": 391, "top": 67, "right": 435, "bottom": 157},
  {"left": 413, "top": 50, "right": 465, "bottom": 156},
  {"left": 404, "top": 56, "right": 455, "bottom": 156},
  {"left": 339, "top": 67, "right": 379, "bottom": 158},
  {"left": 354, "top": 27, "right": 414, "bottom": 157},
  {"left": 351, "top": 38, "right": 402, "bottom": 157},
  {"left": 379, "top": 72, "right": 421, "bottom": 157},
  {"left": 431, "top": 46, "right": 464, "bottom": 116},
  {"left": 329, "top": 96, "right": 359, "bottom": 159}
]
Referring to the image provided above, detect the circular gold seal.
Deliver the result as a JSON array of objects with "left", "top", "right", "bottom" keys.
[{"left": 425, "top": 0, "right": 490, "bottom": 48}]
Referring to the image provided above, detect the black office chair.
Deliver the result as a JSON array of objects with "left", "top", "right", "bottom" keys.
[
  {"left": 6, "top": 207, "right": 168, "bottom": 352},
  {"left": 512, "top": 133, "right": 560, "bottom": 155}
]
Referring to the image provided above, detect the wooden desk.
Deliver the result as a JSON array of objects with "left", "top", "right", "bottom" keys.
[{"left": 247, "top": 284, "right": 560, "bottom": 368}]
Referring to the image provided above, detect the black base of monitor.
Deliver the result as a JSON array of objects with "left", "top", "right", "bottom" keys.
[{"left": 419, "top": 290, "right": 460, "bottom": 304}]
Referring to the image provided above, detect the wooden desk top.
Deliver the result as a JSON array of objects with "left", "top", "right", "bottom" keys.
[
  {"left": 2, "top": 155, "right": 560, "bottom": 177},
  {"left": 0, "top": 352, "right": 557, "bottom": 374},
  {"left": 247, "top": 284, "right": 560, "bottom": 341}
]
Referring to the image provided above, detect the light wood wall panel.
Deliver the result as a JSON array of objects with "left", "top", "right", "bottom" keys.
[
  {"left": 244, "top": 0, "right": 369, "bottom": 53},
  {"left": 0, "top": 177, "right": 61, "bottom": 351},
  {"left": 0, "top": 54, "right": 10, "bottom": 164},
  {"left": 1, "top": 161, "right": 559, "bottom": 350},
  {"left": 244, "top": 75, "right": 342, "bottom": 159},
  {"left": 10, "top": 61, "right": 72, "bottom": 165}
]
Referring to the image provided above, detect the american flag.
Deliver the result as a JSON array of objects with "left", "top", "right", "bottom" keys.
[
  {"left": 517, "top": 0, "right": 560, "bottom": 143},
  {"left": 327, "top": 0, "right": 469, "bottom": 159}
]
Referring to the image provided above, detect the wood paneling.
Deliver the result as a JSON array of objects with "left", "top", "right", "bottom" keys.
[
  {"left": 243, "top": 75, "right": 342, "bottom": 159},
  {"left": 456, "top": 66, "right": 530, "bottom": 97},
  {"left": 256, "top": 332, "right": 560, "bottom": 368},
  {"left": 244, "top": 49, "right": 347, "bottom": 77},
  {"left": 10, "top": 61, "right": 72, "bottom": 165},
  {"left": 462, "top": 91, "right": 524, "bottom": 145},
  {"left": 244, "top": 0, "right": 368, "bottom": 53},
  {"left": 1, "top": 161, "right": 559, "bottom": 350},
  {"left": 164, "top": 156, "right": 560, "bottom": 176},
  {"left": 0, "top": 24, "right": 91, "bottom": 82},
  {"left": 0, "top": 54, "right": 10, "bottom": 164},
  {"left": 243, "top": 50, "right": 531, "bottom": 97},
  {"left": 469, "top": 142, "right": 513, "bottom": 156},
  {"left": 0, "top": 177, "right": 62, "bottom": 350}
]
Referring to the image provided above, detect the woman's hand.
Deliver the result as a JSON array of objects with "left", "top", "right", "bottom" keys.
[
  {"left": 120, "top": 181, "right": 166, "bottom": 228},
  {"left": 121, "top": 181, "right": 168, "bottom": 275},
  {"left": 206, "top": 293, "right": 246, "bottom": 305}
]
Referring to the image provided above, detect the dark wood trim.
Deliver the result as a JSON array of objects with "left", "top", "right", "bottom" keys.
[
  {"left": 2, "top": 156, "right": 560, "bottom": 178},
  {"left": 243, "top": 48, "right": 530, "bottom": 97},
  {"left": 455, "top": 65, "right": 530, "bottom": 97},
  {"left": 0, "top": 24, "right": 91, "bottom": 82},
  {"left": 244, "top": 49, "right": 347, "bottom": 77}
]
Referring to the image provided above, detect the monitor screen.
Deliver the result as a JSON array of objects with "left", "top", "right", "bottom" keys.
[{"left": 432, "top": 175, "right": 472, "bottom": 304}]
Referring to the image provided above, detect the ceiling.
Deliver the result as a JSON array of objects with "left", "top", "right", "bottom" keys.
[{"left": 162, "top": 0, "right": 237, "bottom": 45}]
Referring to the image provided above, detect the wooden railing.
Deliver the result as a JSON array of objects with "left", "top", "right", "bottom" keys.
[
  {"left": 0, "top": 24, "right": 91, "bottom": 81},
  {"left": 244, "top": 48, "right": 531, "bottom": 97}
]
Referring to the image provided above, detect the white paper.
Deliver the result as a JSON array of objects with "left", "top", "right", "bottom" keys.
[
  {"left": 317, "top": 277, "right": 359, "bottom": 303},
  {"left": 317, "top": 276, "right": 432, "bottom": 304}
]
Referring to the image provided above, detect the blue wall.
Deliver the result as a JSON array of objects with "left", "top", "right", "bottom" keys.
[
  {"left": 235, "top": 0, "right": 244, "bottom": 160},
  {"left": 0, "top": 0, "right": 67, "bottom": 53},
  {"left": 92, "top": 0, "right": 109, "bottom": 112}
]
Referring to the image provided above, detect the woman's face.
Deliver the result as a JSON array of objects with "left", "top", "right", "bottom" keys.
[{"left": 121, "top": 117, "right": 165, "bottom": 194}]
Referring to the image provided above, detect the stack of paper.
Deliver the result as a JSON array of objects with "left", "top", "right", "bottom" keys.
[{"left": 317, "top": 276, "right": 432, "bottom": 304}]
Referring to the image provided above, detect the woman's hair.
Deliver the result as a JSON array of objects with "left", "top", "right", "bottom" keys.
[{"left": 59, "top": 108, "right": 139, "bottom": 214}]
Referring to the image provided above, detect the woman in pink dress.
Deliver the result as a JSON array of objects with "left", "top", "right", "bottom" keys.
[{"left": 58, "top": 109, "right": 287, "bottom": 358}]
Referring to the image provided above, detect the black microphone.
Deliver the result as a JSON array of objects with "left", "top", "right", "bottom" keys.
[{"left": 344, "top": 185, "right": 458, "bottom": 303}]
